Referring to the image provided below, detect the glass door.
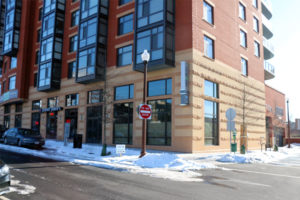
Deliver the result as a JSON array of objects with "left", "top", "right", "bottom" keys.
[{"left": 86, "top": 106, "right": 102, "bottom": 143}]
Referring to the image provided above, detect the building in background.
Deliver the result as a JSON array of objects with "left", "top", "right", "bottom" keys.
[
  {"left": 265, "top": 85, "right": 286, "bottom": 147},
  {"left": 289, "top": 119, "right": 300, "bottom": 143},
  {"left": 0, "top": 0, "right": 285, "bottom": 153}
]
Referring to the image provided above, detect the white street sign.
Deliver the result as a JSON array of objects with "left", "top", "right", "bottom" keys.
[
  {"left": 116, "top": 144, "right": 126, "bottom": 155},
  {"left": 226, "top": 108, "right": 236, "bottom": 121},
  {"left": 227, "top": 121, "right": 235, "bottom": 132}
]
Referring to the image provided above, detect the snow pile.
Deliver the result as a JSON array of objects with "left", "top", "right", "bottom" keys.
[
  {"left": 217, "top": 144, "right": 300, "bottom": 164},
  {"left": 0, "top": 140, "right": 216, "bottom": 182},
  {"left": 1, "top": 140, "right": 300, "bottom": 182},
  {"left": 135, "top": 153, "right": 216, "bottom": 171}
]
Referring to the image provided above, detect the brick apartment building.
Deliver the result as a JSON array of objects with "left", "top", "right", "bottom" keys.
[{"left": 0, "top": 0, "right": 284, "bottom": 152}]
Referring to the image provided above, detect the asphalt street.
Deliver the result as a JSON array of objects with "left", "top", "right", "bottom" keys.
[{"left": 0, "top": 149, "right": 300, "bottom": 200}]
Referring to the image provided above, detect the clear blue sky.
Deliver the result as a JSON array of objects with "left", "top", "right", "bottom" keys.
[{"left": 266, "top": 0, "right": 300, "bottom": 120}]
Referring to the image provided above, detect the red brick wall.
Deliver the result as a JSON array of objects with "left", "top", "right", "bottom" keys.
[
  {"left": 265, "top": 84, "right": 286, "bottom": 129},
  {"left": 192, "top": 0, "right": 264, "bottom": 82}
]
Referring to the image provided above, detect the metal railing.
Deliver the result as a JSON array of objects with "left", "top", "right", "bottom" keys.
[
  {"left": 263, "top": 38, "right": 275, "bottom": 54},
  {"left": 264, "top": 61, "right": 275, "bottom": 75}
]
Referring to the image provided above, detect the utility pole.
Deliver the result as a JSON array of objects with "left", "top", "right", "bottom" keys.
[
  {"left": 287, "top": 99, "right": 291, "bottom": 148},
  {"left": 139, "top": 50, "right": 150, "bottom": 158}
]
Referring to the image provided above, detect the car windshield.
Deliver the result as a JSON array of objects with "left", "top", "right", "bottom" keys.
[{"left": 19, "top": 129, "right": 40, "bottom": 136}]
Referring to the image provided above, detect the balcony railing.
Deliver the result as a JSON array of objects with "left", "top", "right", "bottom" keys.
[
  {"left": 261, "top": 0, "right": 272, "bottom": 19},
  {"left": 264, "top": 61, "right": 275, "bottom": 80},
  {"left": 262, "top": 15, "right": 273, "bottom": 39},
  {"left": 263, "top": 38, "right": 274, "bottom": 60}
]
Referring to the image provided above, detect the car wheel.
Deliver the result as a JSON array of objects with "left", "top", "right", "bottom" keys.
[
  {"left": 4, "top": 137, "right": 7, "bottom": 144},
  {"left": 17, "top": 139, "right": 22, "bottom": 147}
]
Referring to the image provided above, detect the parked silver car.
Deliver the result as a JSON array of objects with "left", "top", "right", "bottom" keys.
[
  {"left": 3, "top": 128, "right": 45, "bottom": 148},
  {"left": 0, "top": 160, "right": 10, "bottom": 194}
]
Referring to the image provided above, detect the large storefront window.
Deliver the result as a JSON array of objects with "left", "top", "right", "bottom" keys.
[
  {"left": 86, "top": 106, "right": 102, "bottom": 143},
  {"left": 204, "top": 80, "right": 219, "bottom": 145},
  {"left": 113, "top": 103, "right": 133, "bottom": 144},
  {"left": 147, "top": 99, "right": 172, "bottom": 145}
]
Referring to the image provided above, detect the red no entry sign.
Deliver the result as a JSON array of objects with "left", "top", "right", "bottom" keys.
[{"left": 139, "top": 104, "right": 152, "bottom": 119}]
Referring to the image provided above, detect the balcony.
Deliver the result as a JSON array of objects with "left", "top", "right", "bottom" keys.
[
  {"left": 264, "top": 61, "right": 275, "bottom": 80},
  {"left": 263, "top": 38, "right": 274, "bottom": 60},
  {"left": 262, "top": 15, "right": 273, "bottom": 39},
  {"left": 261, "top": 0, "right": 272, "bottom": 19}
]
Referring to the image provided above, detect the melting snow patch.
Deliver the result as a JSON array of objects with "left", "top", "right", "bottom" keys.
[{"left": 1, "top": 180, "right": 36, "bottom": 196}]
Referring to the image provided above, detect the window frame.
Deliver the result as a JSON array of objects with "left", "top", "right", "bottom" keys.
[
  {"left": 254, "top": 41, "right": 260, "bottom": 57},
  {"left": 118, "top": 13, "right": 133, "bottom": 35},
  {"left": 71, "top": 10, "right": 79, "bottom": 27},
  {"left": 203, "top": 1, "right": 214, "bottom": 24},
  {"left": 240, "top": 29, "right": 247, "bottom": 48},
  {"left": 9, "top": 75, "right": 16, "bottom": 90},
  {"left": 65, "top": 93, "right": 79, "bottom": 107},
  {"left": 119, "top": 0, "right": 132, "bottom": 6},
  {"left": 117, "top": 45, "right": 132, "bottom": 67},
  {"left": 68, "top": 61, "right": 77, "bottom": 79},
  {"left": 87, "top": 89, "right": 103, "bottom": 104},
  {"left": 239, "top": 2, "right": 246, "bottom": 21},
  {"left": 147, "top": 99, "right": 172, "bottom": 146},
  {"left": 253, "top": 16, "right": 259, "bottom": 33},
  {"left": 69, "top": 34, "right": 78, "bottom": 53},
  {"left": 148, "top": 78, "right": 172, "bottom": 97},
  {"left": 241, "top": 57, "right": 248, "bottom": 76},
  {"left": 204, "top": 35, "right": 215, "bottom": 59},
  {"left": 114, "top": 84, "right": 134, "bottom": 101},
  {"left": 113, "top": 102, "right": 133, "bottom": 145},
  {"left": 10, "top": 57, "right": 17, "bottom": 69}
]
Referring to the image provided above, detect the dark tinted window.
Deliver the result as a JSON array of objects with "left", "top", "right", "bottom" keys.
[
  {"left": 68, "top": 61, "right": 76, "bottom": 79},
  {"left": 113, "top": 103, "right": 133, "bottom": 144},
  {"left": 118, "top": 14, "right": 133, "bottom": 35},
  {"left": 148, "top": 78, "right": 172, "bottom": 97},
  {"left": 32, "top": 100, "right": 42, "bottom": 110},
  {"left": 69, "top": 35, "right": 78, "bottom": 52},
  {"left": 147, "top": 99, "right": 172, "bottom": 146},
  {"left": 119, "top": 0, "right": 132, "bottom": 5},
  {"left": 19, "top": 129, "right": 40, "bottom": 136},
  {"left": 71, "top": 10, "right": 79, "bottom": 27},
  {"left": 117, "top": 45, "right": 132, "bottom": 66},
  {"left": 115, "top": 84, "right": 134, "bottom": 100}
]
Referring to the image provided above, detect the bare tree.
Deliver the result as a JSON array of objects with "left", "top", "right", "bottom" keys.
[
  {"left": 101, "top": 69, "right": 114, "bottom": 156},
  {"left": 236, "top": 81, "right": 264, "bottom": 152}
]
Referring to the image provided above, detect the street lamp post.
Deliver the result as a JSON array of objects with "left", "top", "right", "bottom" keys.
[
  {"left": 287, "top": 99, "right": 291, "bottom": 148},
  {"left": 140, "top": 50, "right": 150, "bottom": 158}
]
